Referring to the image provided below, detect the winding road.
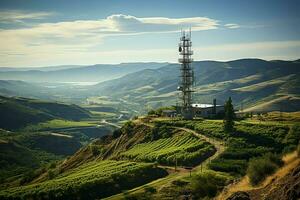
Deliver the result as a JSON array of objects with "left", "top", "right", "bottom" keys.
[{"left": 104, "top": 125, "right": 226, "bottom": 200}]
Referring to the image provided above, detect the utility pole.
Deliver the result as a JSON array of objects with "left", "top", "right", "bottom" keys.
[{"left": 175, "top": 155, "right": 177, "bottom": 172}]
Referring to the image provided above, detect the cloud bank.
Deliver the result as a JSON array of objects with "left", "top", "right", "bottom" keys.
[{"left": 0, "top": 12, "right": 226, "bottom": 66}]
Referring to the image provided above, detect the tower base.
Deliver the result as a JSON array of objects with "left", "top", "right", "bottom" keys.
[{"left": 181, "top": 107, "right": 194, "bottom": 120}]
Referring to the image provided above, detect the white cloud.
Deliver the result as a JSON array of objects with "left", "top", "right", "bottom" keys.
[
  {"left": 0, "top": 10, "right": 53, "bottom": 23},
  {"left": 0, "top": 13, "right": 223, "bottom": 65},
  {"left": 224, "top": 23, "right": 240, "bottom": 29},
  {"left": 0, "top": 12, "right": 243, "bottom": 66},
  {"left": 107, "top": 14, "right": 219, "bottom": 32},
  {"left": 1, "top": 40, "right": 299, "bottom": 67}
]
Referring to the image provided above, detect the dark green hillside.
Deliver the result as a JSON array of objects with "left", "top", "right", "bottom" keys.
[
  {"left": 17, "top": 133, "right": 81, "bottom": 156},
  {"left": 0, "top": 139, "right": 40, "bottom": 181},
  {"left": 0, "top": 134, "right": 61, "bottom": 183},
  {"left": 0, "top": 160, "right": 167, "bottom": 200},
  {"left": 0, "top": 97, "right": 52, "bottom": 130},
  {"left": 0, "top": 129, "right": 83, "bottom": 183},
  {"left": 0, "top": 96, "right": 91, "bottom": 130}
]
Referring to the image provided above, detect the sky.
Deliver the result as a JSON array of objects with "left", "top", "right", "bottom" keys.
[{"left": 0, "top": 0, "right": 300, "bottom": 67}]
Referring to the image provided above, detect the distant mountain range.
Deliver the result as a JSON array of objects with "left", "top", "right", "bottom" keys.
[
  {"left": 0, "top": 59, "right": 299, "bottom": 112},
  {"left": 90, "top": 59, "right": 300, "bottom": 112},
  {"left": 0, "top": 62, "right": 169, "bottom": 83}
]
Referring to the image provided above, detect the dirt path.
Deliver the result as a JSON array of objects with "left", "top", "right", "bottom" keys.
[
  {"left": 50, "top": 132, "right": 73, "bottom": 138},
  {"left": 101, "top": 119, "right": 121, "bottom": 128},
  {"left": 104, "top": 126, "right": 226, "bottom": 200}
]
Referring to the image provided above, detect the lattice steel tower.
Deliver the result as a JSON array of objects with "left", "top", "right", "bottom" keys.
[{"left": 178, "top": 29, "right": 194, "bottom": 119}]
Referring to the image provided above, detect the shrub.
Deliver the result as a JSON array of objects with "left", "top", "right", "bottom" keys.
[
  {"left": 283, "top": 124, "right": 300, "bottom": 152},
  {"left": 147, "top": 109, "right": 156, "bottom": 116},
  {"left": 47, "top": 169, "right": 55, "bottom": 179},
  {"left": 247, "top": 153, "right": 282, "bottom": 185},
  {"left": 209, "top": 159, "right": 247, "bottom": 175},
  {"left": 122, "top": 121, "right": 135, "bottom": 135},
  {"left": 112, "top": 129, "right": 122, "bottom": 138},
  {"left": 190, "top": 172, "right": 229, "bottom": 198}
]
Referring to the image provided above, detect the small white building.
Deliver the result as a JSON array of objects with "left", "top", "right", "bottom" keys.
[{"left": 192, "top": 99, "right": 225, "bottom": 118}]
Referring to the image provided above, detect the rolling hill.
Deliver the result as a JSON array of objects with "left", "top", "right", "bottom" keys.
[
  {"left": 0, "top": 58, "right": 299, "bottom": 114},
  {"left": 91, "top": 59, "right": 300, "bottom": 112},
  {"left": 0, "top": 96, "right": 91, "bottom": 130}
]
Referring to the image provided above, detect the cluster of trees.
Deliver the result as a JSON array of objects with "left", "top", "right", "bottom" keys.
[{"left": 147, "top": 106, "right": 176, "bottom": 116}]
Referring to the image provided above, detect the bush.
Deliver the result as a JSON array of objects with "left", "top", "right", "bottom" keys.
[
  {"left": 247, "top": 153, "right": 282, "bottom": 185},
  {"left": 209, "top": 159, "right": 247, "bottom": 175},
  {"left": 283, "top": 125, "right": 300, "bottom": 146},
  {"left": 190, "top": 172, "right": 229, "bottom": 198},
  {"left": 47, "top": 169, "right": 55, "bottom": 179},
  {"left": 112, "top": 129, "right": 122, "bottom": 138},
  {"left": 122, "top": 121, "right": 135, "bottom": 135}
]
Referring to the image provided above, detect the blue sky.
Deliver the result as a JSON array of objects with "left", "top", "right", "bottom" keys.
[{"left": 0, "top": 0, "right": 299, "bottom": 67}]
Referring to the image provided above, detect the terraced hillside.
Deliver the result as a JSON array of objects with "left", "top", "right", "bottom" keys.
[
  {"left": 0, "top": 160, "right": 167, "bottom": 200},
  {"left": 119, "top": 131, "right": 215, "bottom": 166}
]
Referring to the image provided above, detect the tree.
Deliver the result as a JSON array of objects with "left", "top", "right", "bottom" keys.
[{"left": 223, "top": 97, "right": 235, "bottom": 132}]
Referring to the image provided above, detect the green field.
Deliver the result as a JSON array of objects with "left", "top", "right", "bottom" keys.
[
  {"left": 0, "top": 160, "right": 167, "bottom": 200},
  {"left": 23, "top": 119, "right": 96, "bottom": 131},
  {"left": 119, "top": 131, "right": 215, "bottom": 166}
]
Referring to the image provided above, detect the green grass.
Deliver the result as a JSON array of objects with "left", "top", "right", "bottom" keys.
[
  {"left": 232, "top": 75, "right": 293, "bottom": 92},
  {"left": 87, "top": 97, "right": 119, "bottom": 105},
  {"left": 90, "top": 111, "right": 117, "bottom": 117},
  {"left": 119, "top": 132, "right": 215, "bottom": 166},
  {"left": 23, "top": 119, "right": 96, "bottom": 131},
  {"left": 0, "top": 160, "right": 167, "bottom": 199}
]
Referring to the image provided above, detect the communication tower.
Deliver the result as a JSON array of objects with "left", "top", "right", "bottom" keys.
[{"left": 178, "top": 29, "right": 194, "bottom": 119}]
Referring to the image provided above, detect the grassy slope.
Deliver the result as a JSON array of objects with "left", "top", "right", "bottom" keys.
[
  {"left": 217, "top": 151, "right": 300, "bottom": 200},
  {"left": 0, "top": 120, "right": 218, "bottom": 199},
  {"left": 119, "top": 131, "right": 215, "bottom": 166},
  {"left": 0, "top": 160, "right": 167, "bottom": 200},
  {"left": 0, "top": 96, "right": 91, "bottom": 130},
  {"left": 106, "top": 116, "right": 298, "bottom": 200}
]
